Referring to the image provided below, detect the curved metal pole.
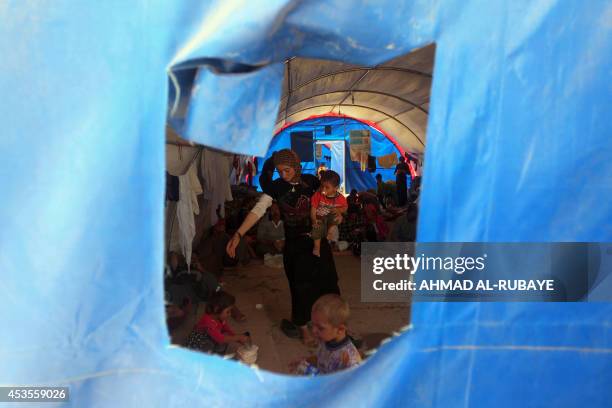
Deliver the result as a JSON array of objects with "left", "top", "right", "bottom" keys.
[{"left": 276, "top": 103, "right": 425, "bottom": 147}]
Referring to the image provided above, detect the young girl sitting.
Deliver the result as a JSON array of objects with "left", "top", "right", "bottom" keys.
[
  {"left": 311, "top": 170, "right": 348, "bottom": 257},
  {"left": 185, "top": 291, "right": 249, "bottom": 355}
]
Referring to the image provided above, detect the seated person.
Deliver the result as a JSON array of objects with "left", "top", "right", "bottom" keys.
[
  {"left": 185, "top": 291, "right": 249, "bottom": 355},
  {"left": 364, "top": 203, "right": 389, "bottom": 241},
  {"left": 290, "top": 294, "right": 362, "bottom": 375},
  {"left": 387, "top": 202, "right": 418, "bottom": 242},
  {"left": 195, "top": 227, "right": 250, "bottom": 322},
  {"left": 255, "top": 201, "right": 285, "bottom": 257},
  {"left": 375, "top": 174, "right": 386, "bottom": 208},
  {"left": 165, "top": 251, "right": 248, "bottom": 328},
  {"left": 410, "top": 184, "right": 421, "bottom": 204},
  {"left": 346, "top": 189, "right": 361, "bottom": 214},
  {"left": 311, "top": 170, "right": 348, "bottom": 257},
  {"left": 339, "top": 211, "right": 365, "bottom": 243},
  {"left": 198, "top": 218, "right": 251, "bottom": 276},
  {"left": 165, "top": 252, "right": 214, "bottom": 304},
  {"left": 358, "top": 190, "right": 381, "bottom": 210}
]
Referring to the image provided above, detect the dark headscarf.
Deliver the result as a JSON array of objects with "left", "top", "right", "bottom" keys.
[{"left": 273, "top": 149, "right": 302, "bottom": 180}]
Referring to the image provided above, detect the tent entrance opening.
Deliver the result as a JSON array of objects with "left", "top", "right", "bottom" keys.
[{"left": 315, "top": 140, "right": 346, "bottom": 194}]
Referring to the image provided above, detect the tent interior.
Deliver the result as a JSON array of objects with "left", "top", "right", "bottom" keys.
[
  {"left": 168, "top": 44, "right": 434, "bottom": 192},
  {"left": 163, "top": 45, "right": 433, "bottom": 373},
  {"left": 164, "top": 44, "right": 434, "bottom": 254},
  {"left": 274, "top": 44, "right": 433, "bottom": 154},
  {"left": 258, "top": 115, "right": 408, "bottom": 193}
]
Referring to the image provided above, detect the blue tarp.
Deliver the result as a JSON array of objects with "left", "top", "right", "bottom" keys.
[
  {"left": 254, "top": 116, "right": 403, "bottom": 192},
  {"left": 1, "top": 1, "right": 611, "bottom": 407}
]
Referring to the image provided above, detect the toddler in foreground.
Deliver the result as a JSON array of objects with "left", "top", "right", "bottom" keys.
[{"left": 291, "top": 294, "right": 362, "bottom": 375}]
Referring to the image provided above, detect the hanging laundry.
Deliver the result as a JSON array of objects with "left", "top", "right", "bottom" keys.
[
  {"left": 238, "top": 156, "right": 247, "bottom": 184},
  {"left": 166, "top": 144, "right": 200, "bottom": 176},
  {"left": 349, "top": 149, "right": 369, "bottom": 172},
  {"left": 359, "top": 151, "right": 368, "bottom": 172},
  {"left": 176, "top": 161, "right": 203, "bottom": 269},
  {"left": 349, "top": 129, "right": 371, "bottom": 149},
  {"left": 231, "top": 155, "right": 241, "bottom": 185},
  {"left": 201, "top": 148, "right": 233, "bottom": 227},
  {"left": 166, "top": 172, "right": 180, "bottom": 201},
  {"left": 229, "top": 155, "right": 257, "bottom": 186},
  {"left": 408, "top": 161, "right": 417, "bottom": 179},
  {"left": 377, "top": 153, "right": 398, "bottom": 169},
  {"left": 245, "top": 159, "right": 254, "bottom": 186},
  {"left": 349, "top": 130, "right": 371, "bottom": 153},
  {"left": 367, "top": 155, "right": 377, "bottom": 173},
  {"left": 349, "top": 129, "right": 371, "bottom": 171},
  {"left": 240, "top": 156, "right": 252, "bottom": 184},
  {"left": 349, "top": 146, "right": 360, "bottom": 162},
  {"left": 187, "top": 163, "right": 203, "bottom": 214}
]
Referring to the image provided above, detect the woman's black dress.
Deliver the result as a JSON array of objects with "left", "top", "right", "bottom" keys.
[
  {"left": 259, "top": 158, "right": 340, "bottom": 326},
  {"left": 395, "top": 162, "right": 409, "bottom": 207}
]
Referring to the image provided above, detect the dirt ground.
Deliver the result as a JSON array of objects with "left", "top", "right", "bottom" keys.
[{"left": 169, "top": 251, "right": 411, "bottom": 374}]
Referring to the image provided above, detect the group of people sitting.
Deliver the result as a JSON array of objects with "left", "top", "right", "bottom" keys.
[
  {"left": 164, "top": 249, "right": 246, "bottom": 332},
  {"left": 336, "top": 180, "right": 419, "bottom": 254}
]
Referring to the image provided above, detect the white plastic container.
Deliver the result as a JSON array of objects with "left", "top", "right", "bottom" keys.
[{"left": 237, "top": 344, "right": 259, "bottom": 365}]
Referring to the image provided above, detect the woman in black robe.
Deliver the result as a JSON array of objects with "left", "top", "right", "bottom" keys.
[
  {"left": 226, "top": 149, "right": 340, "bottom": 346},
  {"left": 395, "top": 156, "right": 410, "bottom": 207}
]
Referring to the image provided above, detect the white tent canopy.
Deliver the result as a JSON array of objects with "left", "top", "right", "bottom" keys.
[{"left": 275, "top": 44, "right": 434, "bottom": 154}]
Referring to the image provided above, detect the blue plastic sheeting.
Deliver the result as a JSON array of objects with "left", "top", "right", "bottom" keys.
[
  {"left": 255, "top": 116, "right": 402, "bottom": 192},
  {"left": 1, "top": 1, "right": 611, "bottom": 408}
]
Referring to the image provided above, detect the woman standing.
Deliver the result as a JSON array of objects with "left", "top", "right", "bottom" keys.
[
  {"left": 226, "top": 149, "right": 340, "bottom": 345},
  {"left": 395, "top": 156, "right": 410, "bottom": 207}
]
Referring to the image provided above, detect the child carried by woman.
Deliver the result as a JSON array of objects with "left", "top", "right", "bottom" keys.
[{"left": 310, "top": 170, "right": 348, "bottom": 257}]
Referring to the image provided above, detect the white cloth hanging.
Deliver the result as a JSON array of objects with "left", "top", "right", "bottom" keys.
[
  {"left": 166, "top": 144, "right": 200, "bottom": 176},
  {"left": 230, "top": 155, "right": 242, "bottom": 185},
  {"left": 201, "top": 148, "right": 233, "bottom": 226},
  {"left": 239, "top": 156, "right": 249, "bottom": 184},
  {"left": 176, "top": 161, "right": 202, "bottom": 269},
  {"left": 187, "top": 163, "right": 202, "bottom": 215}
]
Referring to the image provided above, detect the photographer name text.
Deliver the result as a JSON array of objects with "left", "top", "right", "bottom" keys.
[{"left": 373, "top": 279, "right": 555, "bottom": 292}]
